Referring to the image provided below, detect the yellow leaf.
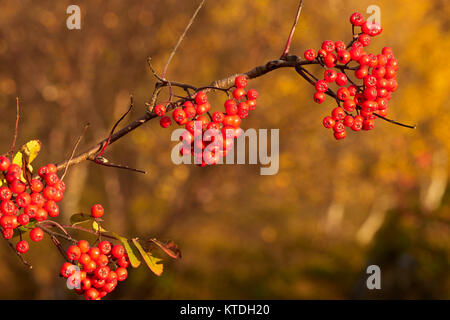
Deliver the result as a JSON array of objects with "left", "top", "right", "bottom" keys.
[{"left": 132, "top": 239, "right": 163, "bottom": 276}]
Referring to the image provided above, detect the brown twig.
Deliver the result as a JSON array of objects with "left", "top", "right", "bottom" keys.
[
  {"left": 4, "top": 239, "right": 33, "bottom": 269},
  {"left": 10, "top": 97, "right": 20, "bottom": 160},
  {"left": 280, "top": 0, "right": 303, "bottom": 59},
  {"left": 61, "top": 123, "right": 90, "bottom": 181}
]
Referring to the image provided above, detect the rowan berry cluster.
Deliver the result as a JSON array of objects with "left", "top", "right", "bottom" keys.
[
  {"left": 304, "top": 12, "right": 398, "bottom": 140},
  {"left": 60, "top": 204, "right": 130, "bottom": 300},
  {"left": 156, "top": 75, "right": 258, "bottom": 166},
  {"left": 0, "top": 156, "right": 65, "bottom": 253}
]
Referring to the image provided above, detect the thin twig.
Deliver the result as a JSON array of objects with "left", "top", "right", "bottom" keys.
[
  {"left": 374, "top": 113, "right": 417, "bottom": 129},
  {"left": 10, "top": 97, "right": 20, "bottom": 160},
  {"left": 280, "top": 0, "right": 303, "bottom": 59},
  {"left": 61, "top": 123, "right": 90, "bottom": 181},
  {"left": 4, "top": 239, "right": 33, "bottom": 269},
  {"left": 161, "top": 0, "right": 207, "bottom": 78}
]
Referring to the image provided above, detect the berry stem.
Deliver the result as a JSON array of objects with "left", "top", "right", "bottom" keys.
[
  {"left": 9, "top": 97, "right": 20, "bottom": 161},
  {"left": 373, "top": 113, "right": 417, "bottom": 129}
]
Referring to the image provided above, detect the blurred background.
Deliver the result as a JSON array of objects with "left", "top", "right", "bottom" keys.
[{"left": 0, "top": 0, "right": 449, "bottom": 299}]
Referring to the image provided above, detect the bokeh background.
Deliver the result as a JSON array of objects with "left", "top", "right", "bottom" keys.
[{"left": 0, "top": 0, "right": 449, "bottom": 299}]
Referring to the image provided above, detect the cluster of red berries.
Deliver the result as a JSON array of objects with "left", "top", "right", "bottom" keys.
[
  {"left": 304, "top": 12, "right": 398, "bottom": 140},
  {"left": 156, "top": 76, "right": 258, "bottom": 166},
  {"left": 60, "top": 204, "right": 130, "bottom": 300},
  {"left": 0, "top": 156, "right": 65, "bottom": 253}
]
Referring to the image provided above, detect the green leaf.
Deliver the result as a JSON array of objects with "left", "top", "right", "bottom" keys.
[
  {"left": 69, "top": 213, "right": 92, "bottom": 226},
  {"left": 112, "top": 232, "right": 141, "bottom": 268},
  {"left": 92, "top": 221, "right": 107, "bottom": 232},
  {"left": 132, "top": 239, "right": 164, "bottom": 276}
]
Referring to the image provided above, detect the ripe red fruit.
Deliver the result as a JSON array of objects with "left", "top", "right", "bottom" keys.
[
  {"left": 337, "top": 50, "right": 351, "bottom": 64},
  {"left": 95, "top": 266, "right": 111, "bottom": 280},
  {"left": 232, "top": 88, "right": 246, "bottom": 100},
  {"left": 0, "top": 156, "right": 10, "bottom": 171},
  {"left": 10, "top": 180, "right": 26, "bottom": 194},
  {"left": 172, "top": 108, "right": 187, "bottom": 123},
  {"left": 97, "top": 254, "right": 109, "bottom": 267},
  {"left": 89, "top": 247, "right": 101, "bottom": 260},
  {"left": 358, "top": 34, "right": 371, "bottom": 47},
  {"left": 116, "top": 267, "right": 128, "bottom": 281},
  {"left": 331, "top": 107, "right": 346, "bottom": 121},
  {"left": 98, "top": 241, "right": 112, "bottom": 255},
  {"left": 246, "top": 89, "right": 258, "bottom": 100},
  {"left": 333, "top": 121, "right": 345, "bottom": 133},
  {"left": 91, "top": 204, "right": 104, "bottom": 218},
  {"left": 30, "top": 179, "right": 44, "bottom": 193},
  {"left": 1, "top": 199, "right": 16, "bottom": 215},
  {"left": 16, "top": 240, "right": 29, "bottom": 254},
  {"left": 344, "top": 115, "right": 355, "bottom": 127},
  {"left": 350, "top": 47, "right": 363, "bottom": 61},
  {"left": 195, "top": 91, "right": 208, "bottom": 104},
  {"left": 334, "top": 130, "right": 347, "bottom": 140},
  {"left": 182, "top": 102, "right": 196, "bottom": 118},
  {"left": 315, "top": 80, "right": 329, "bottom": 93},
  {"left": 16, "top": 192, "right": 31, "bottom": 208},
  {"left": 2, "top": 228, "right": 13, "bottom": 239},
  {"left": 323, "top": 116, "right": 335, "bottom": 129},
  {"left": 61, "top": 262, "right": 76, "bottom": 278},
  {"left": 30, "top": 227, "right": 44, "bottom": 242},
  {"left": 335, "top": 72, "right": 348, "bottom": 86},
  {"left": 224, "top": 99, "right": 238, "bottom": 115},
  {"left": 44, "top": 173, "right": 59, "bottom": 186},
  {"left": 314, "top": 92, "right": 325, "bottom": 104},
  {"left": 17, "top": 213, "right": 30, "bottom": 226},
  {"left": 85, "top": 288, "right": 100, "bottom": 300},
  {"left": 321, "top": 40, "right": 335, "bottom": 53},
  {"left": 153, "top": 104, "right": 166, "bottom": 116},
  {"left": 160, "top": 116, "right": 172, "bottom": 128},
  {"left": 0, "top": 186, "right": 12, "bottom": 201},
  {"left": 234, "top": 75, "right": 247, "bottom": 88},
  {"left": 334, "top": 41, "right": 346, "bottom": 52},
  {"left": 337, "top": 87, "right": 350, "bottom": 101},
  {"left": 34, "top": 207, "right": 47, "bottom": 221},
  {"left": 324, "top": 69, "right": 337, "bottom": 83},
  {"left": 350, "top": 12, "right": 365, "bottom": 26},
  {"left": 111, "top": 245, "right": 125, "bottom": 259},
  {"left": 355, "top": 66, "right": 369, "bottom": 79},
  {"left": 324, "top": 53, "right": 337, "bottom": 68},
  {"left": 363, "top": 119, "right": 375, "bottom": 130},
  {"left": 342, "top": 99, "right": 356, "bottom": 112},
  {"left": 304, "top": 49, "right": 316, "bottom": 61},
  {"left": 67, "top": 245, "right": 82, "bottom": 261},
  {"left": 7, "top": 164, "right": 21, "bottom": 175}
]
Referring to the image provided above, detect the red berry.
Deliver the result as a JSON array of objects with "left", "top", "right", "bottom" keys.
[
  {"left": 358, "top": 34, "right": 371, "bottom": 46},
  {"left": 61, "top": 262, "right": 76, "bottom": 278},
  {"left": 160, "top": 116, "right": 172, "bottom": 128},
  {"left": 91, "top": 204, "right": 104, "bottom": 218},
  {"left": 355, "top": 66, "right": 369, "bottom": 79},
  {"left": 324, "top": 69, "right": 337, "bottom": 83},
  {"left": 335, "top": 73, "right": 348, "bottom": 86},
  {"left": 314, "top": 92, "right": 325, "bottom": 104},
  {"left": 331, "top": 107, "right": 346, "bottom": 121},
  {"left": 0, "top": 156, "right": 10, "bottom": 171},
  {"left": 17, "top": 213, "right": 30, "bottom": 226},
  {"left": 153, "top": 104, "right": 166, "bottom": 116},
  {"left": 315, "top": 80, "right": 329, "bottom": 93},
  {"left": 334, "top": 41, "right": 346, "bottom": 52},
  {"left": 0, "top": 187, "right": 12, "bottom": 201},
  {"left": 10, "top": 180, "right": 26, "bottom": 194},
  {"left": 321, "top": 40, "right": 335, "bottom": 53},
  {"left": 30, "top": 179, "right": 44, "bottom": 193},
  {"left": 182, "top": 101, "right": 196, "bottom": 118},
  {"left": 34, "top": 208, "right": 48, "bottom": 221},
  {"left": 172, "top": 108, "right": 186, "bottom": 124},
  {"left": 350, "top": 12, "right": 365, "bottom": 26},
  {"left": 304, "top": 49, "right": 316, "bottom": 61},
  {"left": 84, "top": 288, "right": 100, "bottom": 300},
  {"left": 30, "top": 227, "right": 44, "bottom": 242},
  {"left": 89, "top": 247, "right": 101, "bottom": 260},
  {"left": 111, "top": 245, "right": 125, "bottom": 259},
  {"left": 246, "top": 89, "right": 258, "bottom": 100},
  {"left": 67, "top": 245, "right": 82, "bottom": 261},
  {"left": 234, "top": 75, "right": 247, "bottom": 88},
  {"left": 98, "top": 241, "right": 112, "bottom": 255},
  {"left": 334, "top": 130, "right": 347, "bottom": 140},
  {"left": 116, "top": 267, "right": 128, "bottom": 281},
  {"left": 337, "top": 87, "right": 350, "bottom": 101},
  {"left": 342, "top": 99, "right": 356, "bottom": 112},
  {"left": 95, "top": 266, "right": 111, "bottom": 280},
  {"left": 16, "top": 240, "right": 29, "bottom": 254},
  {"left": 344, "top": 115, "right": 355, "bottom": 127},
  {"left": 232, "top": 88, "right": 246, "bottom": 100},
  {"left": 323, "top": 116, "right": 335, "bottom": 129},
  {"left": 333, "top": 121, "right": 345, "bottom": 133},
  {"left": 324, "top": 53, "right": 337, "bottom": 68},
  {"left": 195, "top": 91, "right": 208, "bottom": 105},
  {"left": 337, "top": 50, "right": 351, "bottom": 64}
]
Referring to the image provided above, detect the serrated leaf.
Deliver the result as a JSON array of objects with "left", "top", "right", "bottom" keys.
[
  {"left": 92, "top": 221, "right": 107, "bottom": 232},
  {"left": 112, "top": 232, "right": 141, "bottom": 268},
  {"left": 132, "top": 239, "right": 164, "bottom": 276},
  {"left": 69, "top": 213, "right": 92, "bottom": 226}
]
